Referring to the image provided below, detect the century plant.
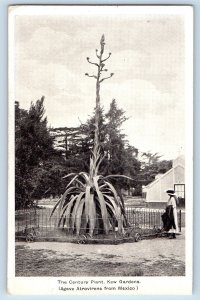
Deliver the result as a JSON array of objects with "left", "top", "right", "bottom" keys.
[{"left": 51, "top": 35, "right": 131, "bottom": 236}]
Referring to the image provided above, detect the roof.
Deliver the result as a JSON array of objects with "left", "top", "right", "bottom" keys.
[{"left": 144, "top": 164, "right": 184, "bottom": 190}]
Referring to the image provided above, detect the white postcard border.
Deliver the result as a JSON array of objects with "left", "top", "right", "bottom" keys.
[{"left": 8, "top": 5, "right": 193, "bottom": 296}]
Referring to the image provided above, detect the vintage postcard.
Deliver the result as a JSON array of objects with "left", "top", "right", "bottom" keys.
[{"left": 8, "top": 5, "right": 193, "bottom": 295}]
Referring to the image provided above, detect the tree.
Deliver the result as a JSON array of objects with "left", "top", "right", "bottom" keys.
[
  {"left": 96, "top": 99, "right": 140, "bottom": 195},
  {"left": 138, "top": 153, "right": 172, "bottom": 188},
  {"left": 51, "top": 35, "right": 132, "bottom": 236},
  {"left": 15, "top": 97, "right": 55, "bottom": 209},
  {"left": 30, "top": 154, "right": 68, "bottom": 200},
  {"left": 141, "top": 151, "right": 162, "bottom": 166}
]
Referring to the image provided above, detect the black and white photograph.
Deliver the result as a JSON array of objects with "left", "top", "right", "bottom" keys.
[{"left": 8, "top": 5, "right": 193, "bottom": 295}]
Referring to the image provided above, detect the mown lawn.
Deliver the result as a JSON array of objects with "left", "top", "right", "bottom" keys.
[{"left": 15, "top": 244, "right": 185, "bottom": 277}]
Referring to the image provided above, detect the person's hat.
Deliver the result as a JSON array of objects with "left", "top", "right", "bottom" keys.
[{"left": 166, "top": 189, "right": 176, "bottom": 196}]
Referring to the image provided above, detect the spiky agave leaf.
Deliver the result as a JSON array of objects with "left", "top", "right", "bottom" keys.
[
  {"left": 58, "top": 195, "right": 78, "bottom": 228},
  {"left": 93, "top": 177, "right": 109, "bottom": 234},
  {"left": 84, "top": 185, "right": 91, "bottom": 224},
  {"left": 58, "top": 186, "right": 79, "bottom": 217},
  {"left": 49, "top": 197, "right": 61, "bottom": 218},
  {"left": 102, "top": 181, "right": 120, "bottom": 205},
  {"left": 104, "top": 194, "right": 124, "bottom": 233},
  {"left": 88, "top": 193, "right": 96, "bottom": 236},
  {"left": 103, "top": 174, "right": 133, "bottom": 181},
  {"left": 71, "top": 191, "right": 85, "bottom": 231},
  {"left": 66, "top": 174, "right": 81, "bottom": 189},
  {"left": 62, "top": 173, "right": 76, "bottom": 179},
  {"left": 74, "top": 178, "right": 85, "bottom": 189},
  {"left": 64, "top": 196, "right": 78, "bottom": 230},
  {"left": 50, "top": 186, "right": 78, "bottom": 219},
  {"left": 75, "top": 197, "right": 85, "bottom": 235},
  {"left": 78, "top": 172, "right": 90, "bottom": 184},
  {"left": 104, "top": 194, "right": 120, "bottom": 218}
]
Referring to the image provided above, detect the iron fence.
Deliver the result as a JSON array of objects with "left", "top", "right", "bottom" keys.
[{"left": 15, "top": 207, "right": 184, "bottom": 240}]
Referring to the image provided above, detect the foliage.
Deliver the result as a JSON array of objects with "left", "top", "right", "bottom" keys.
[
  {"left": 15, "top": 97, "right": 56, "bottom": 209},
  {"left": 103, "top": 99, "right": 140, "bottom": 191},
  {"left": 30, "top": 155, "right": 68, "bottom": 199}
]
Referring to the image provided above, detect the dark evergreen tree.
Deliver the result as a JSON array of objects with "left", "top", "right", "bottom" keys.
[
  {"left": 102, "top": 99, "right": 140, "bottom": 192},
  {"left": 15, "top": 97, "right": 55, "bottom": 209}
]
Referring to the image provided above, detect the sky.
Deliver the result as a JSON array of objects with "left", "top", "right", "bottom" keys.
[{"left": 14, "top": 7, "right": 187, "bottom": 160}]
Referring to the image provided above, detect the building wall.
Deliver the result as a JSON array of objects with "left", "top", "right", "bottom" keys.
[
  {"left": 173, "top": 155, "right": 185, "bottom": 168},
  {"left": 159, "top": 169, "right": 174, "bottom": 202},
  {"left": 174, "top": 165, "right": 185, "bottom": 183},
  {"left": 144, "top": 164, "right": 185, "bottom": 203},
  {"left": 145, "top": 179, "right": 162, "bottom": 203}
]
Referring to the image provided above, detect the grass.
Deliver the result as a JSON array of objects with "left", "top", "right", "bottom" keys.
[{"left": 15, "top": 245, "right": 185, "bottom": 277}]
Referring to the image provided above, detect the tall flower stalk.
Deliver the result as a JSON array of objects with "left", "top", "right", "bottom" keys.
[{"left": 85, "top": 34, "right": 114, "bottom": 180}]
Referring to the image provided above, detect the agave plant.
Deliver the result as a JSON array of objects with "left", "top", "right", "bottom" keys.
[
  {"left": 50, "top": 147, "right": 131, "bottom": 236},
  {"left": 51, "top": 35, "right": 132, "bottom": 236}
]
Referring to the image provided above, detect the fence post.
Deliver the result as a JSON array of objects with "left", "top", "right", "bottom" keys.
[
  {"left": 149, "top": 210, "right": 151, "bottom": 229},
  {"left": 179, "top": 209, "right": 181, "bottom": 232}
]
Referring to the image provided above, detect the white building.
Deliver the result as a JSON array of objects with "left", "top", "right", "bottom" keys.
[{"left": 143, "top": 155, "right": 185, "bottom": 204}]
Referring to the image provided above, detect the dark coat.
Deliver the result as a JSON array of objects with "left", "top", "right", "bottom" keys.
[{"left": 162, "top": 205, "right": 176, "bottom": 231}]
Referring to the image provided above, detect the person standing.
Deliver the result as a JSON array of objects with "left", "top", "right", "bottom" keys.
[{"left": 162, "top": 190, "right": 178, "bottom": 239}]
